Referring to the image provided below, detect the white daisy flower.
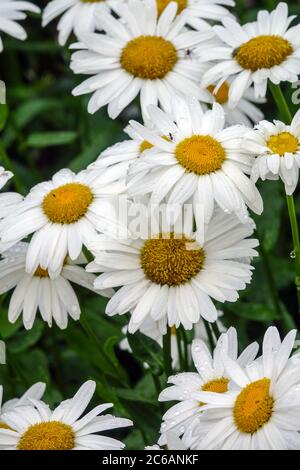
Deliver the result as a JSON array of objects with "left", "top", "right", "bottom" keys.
[
  {"left": 191, "top": 327, "right": 300, "bottom": 450},
  {"left": 158, "top": 327, "right": 258, "bottom": 444},
  {"left": 70, "top": 0, "right": 215, "bottom": 120},
  {"left": 0, "top": 380, "right": 133, "bottom": 450},
  {"left": 146, "top": 432, "right": 187, "bottom": 450},
  {"left": 0, "top": 382, "right": 46, "bottom": 429},
  {"left": 0, "top": 166, "right": 13, "bottom": 190},
  {"left": 127, "top": 97, "right": 263, "bottom": 229},
  {"left": 0, "top": 242, "right": 113, "bottom": 330},
  {"left": 245, "top": 111, "right": 300, "bottom": 195},
  {"left": 87, "top": 208, "right": 258, "bottom": 333},
  {"left": 42, "top": 0, "right": 122, "bottom": 46},
  {"left": 154, "top": 0, "right": 235, "bottom": 31},
  {"left": 204, "top": 80, "right": 265, "bottom": 127},
  {"left": 201, "top": 2, "right": 300, "bottom": 107},
  {"left": 0, "top": 168, "right": 128, "bottom": 278},
  {"left": 0, "top": 0, "right": 40, "bottom": 52}
]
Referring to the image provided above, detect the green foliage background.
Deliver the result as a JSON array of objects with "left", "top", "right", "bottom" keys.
[{"left": 0, "top": 0, "right": 300, "bottom": 448}]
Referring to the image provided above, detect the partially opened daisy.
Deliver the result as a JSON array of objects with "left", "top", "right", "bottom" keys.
[
  {"left": 204, "top": 81, "right": 265, "bottom": 127},
  {"left": 42, "top": 0, "right": 122, "bottom": 46},
  {"left": 0, "top": 382, "right": 46, "bottom": 429},
  {"left": 245, "top": 111, "right": 300, "bottom": 195},
  {"left": 70, "top": 0, "right": 214, "bottom": 120},
  {"left": 0, "top": 242, "right": 113, "bottom": 330},
  {"left": 201, "top": 2, "right": 300, "bottom": 107},
  {"left": 155, "top": 0, "right": 235, "bottom": 31},
  {"left": 0, "top": 168, "right": 127, "bottom": 278},
  {"left": 0, "top": 0, "right": 40, "bottom": 52},
  {"left": 87, "top": 207, "right": 258, "bottom": 333},
  {"left": 158, "top": 328, "right": 258, "bottom": 444},
  {"left": 128, "top": 97, "right": 263, "bottom": 228},
  {"left": 192, "top": 327, "right": 300, "bottom": 450},
  {"left": 0, "top": 380, "right": 133, "bottom": 450}
]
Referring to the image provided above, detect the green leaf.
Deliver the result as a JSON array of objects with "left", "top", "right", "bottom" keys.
[
  {"left": 227, "top": 302, "right": 280, "bottom": 322},
  {"left": 0, "top": 309, "right": 21, "bottom": 339},
  {"left": 8, "top": 321, "right": 45, "bottom": 354},
  {"left": 127, "top": 332, "right": 164, "bottom": 374},
  {"left": 0, "top": 105, "right": 8, "bottom": 131},
  {"left": 26, "top": 131, "right": 77, "bottom": 148},
  {"left": 255, "top": 181, "right": 283, "bottom": 251}
]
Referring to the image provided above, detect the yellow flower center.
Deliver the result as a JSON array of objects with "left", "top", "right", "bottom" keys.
[
  {"left": 0, "top": 421, "right": 12, "bottom": 430},
  {"left": 156, "top": 0, "right": 187, "bottom": 16},
  {"left": 139, "top": 140, "right": 154, "bottom": 154},
  {"left": 234, "top": 378, "right": 274, "bottom": 434},
  {"left": 171, "top": 326, "right": 177, "bottom": 335},
  {"left": 140, "top": 233, "right": 205, "bottom": 286},
  {"left": 175, "top": 135, "right": 226, "bottom": 175},
  {"left": 202, "top": 378, "right": 229, "bottom": 393},
  {"left": 207, "top": 82, "right": 229, "bottom": 105},
  {"left": 42, "top": 183, "right": 93, "bottom": 224},
  {"left": 120, "top": 36, "right": 177, "bottom": 80},
  {"left": 234, "top": 35, "right": 293, "bottom": 72},
  {"left": 34, "top": 266, "right": 49, "bottom": 278},
  {"left": 18, "top": 421, "right": 75, "bottom": 451},
  {"left": 80, "top": 0, "right": 104, "bottom": 3},
  {"left": 267, "top": 132, "right": 299, "bottom": 156}
]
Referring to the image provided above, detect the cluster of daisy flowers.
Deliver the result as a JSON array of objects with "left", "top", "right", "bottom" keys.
[
  {"left": 155, "top": 327, "right": 300, "bottom": 450},
  {"left": 1, "top": 0, "right": 300, "bottom": 452}
]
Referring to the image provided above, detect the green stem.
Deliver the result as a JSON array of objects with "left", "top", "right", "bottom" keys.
[
  {"left": 259, "top": 240, "right": 296, "bottom": 330},
  {"left": 268, "top": 82, "right": 292, "bottom": 124},
  {"left": 175, "top": 330, "right": 184, "bottom": 371},
  {"left": 180, "top": 327, "right": 189, "bottom": 370},
  {"left": 211, "top": 322, "right": 221, "bottom": 341},
  {"left": 152, "top": 374, "right": 164, "bottom": 415},
  {"left": 163, "top": 327, "right": 172, "bottom": 378},
  {"left": 286, "top": 195, "right": 300, "bottom": 315},
  {"left": 203, "top": 320, "right": 215, "bottom": 352},
  {"left": 269, "top": 82, "right": 300, "bottom": 315}
]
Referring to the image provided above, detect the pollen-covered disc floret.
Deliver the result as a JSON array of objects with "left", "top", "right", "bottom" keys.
[
  {"left": 245, "top": 111, "right": 300, "bottom": 195},
  {"left": 127, "top": 96, "right": 263, "bottom": 228},
  {"left": 200, "top": 2, "right": 300, "bottom": 106},
  {"left": 0, "top": 168, "right": 126, "bottom": 277},
  {"left": 42, "top": 183, "right": 93, "bottom": 224},
  {"left": 42, "top": 0, "right": 121, "bottom": 46},
  {"left": 120, "top": 36, "right": 177, "bottom": 80},
  {"left": 0, "top": 0, "right": 40, "bottom": 52},
  {"left": 158, "top": 328, "right": 259, "bottom": 447},
  {"left": 18, "top": 422, "right": 75, "bottom": 451},
  {"left": 189, "top": 327, "right": 300, "bottom": 450},
  {"left": 70, "top": 0, "right": 215, "bottom": 120},
  {"left": 87, "top": 207, "right": 258, "bottom": 333},
  {"left": 141, "top": 234, "right": 205, "bottom": 286},
  {"left": 0, "top": 381, "right": 132, "bottom": 450},
  {"left": 233, "top": 379, "right": 274, "bottom": 434},
  {"left": 0, "top": 242, "right": 112, "bottom": 330}
]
